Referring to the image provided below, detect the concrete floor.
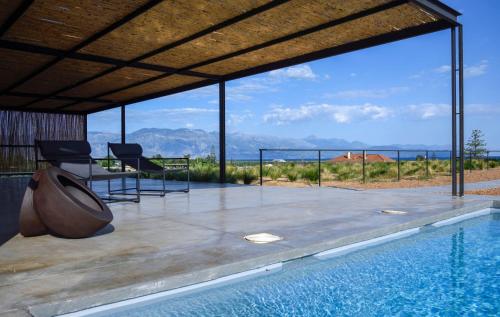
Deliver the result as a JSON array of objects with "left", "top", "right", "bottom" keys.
[{"left": 0, "top": 182, "right": 496, "bottom": 317}]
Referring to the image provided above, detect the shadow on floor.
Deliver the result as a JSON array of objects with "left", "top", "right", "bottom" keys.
[{"left": 0, "top": 176, "right": 29, "bottom": 246}]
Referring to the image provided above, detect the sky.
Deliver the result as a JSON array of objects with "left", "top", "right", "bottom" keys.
[{"left": 88, "top": 0, "right": 500, "bottom": 148}]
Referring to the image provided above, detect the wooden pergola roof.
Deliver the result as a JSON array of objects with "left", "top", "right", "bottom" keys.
[{"left": 0, "top": 0, "right": 460, "bottom": 114}]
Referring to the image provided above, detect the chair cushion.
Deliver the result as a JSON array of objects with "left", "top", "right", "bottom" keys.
[
  {"left": 108, "top": 143, "right": 143, "bottom": 159},
  {"left": 37, "top": 140, "right": 91, "bottom": 161}
]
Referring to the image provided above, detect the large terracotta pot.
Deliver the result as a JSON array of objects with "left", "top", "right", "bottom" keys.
[{"left": 19, "top": 167, "right": 113, "bottom": 238}]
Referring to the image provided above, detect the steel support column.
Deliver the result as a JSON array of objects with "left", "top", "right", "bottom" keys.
[
  {"left": 121, "top": 105, "right": 126, "bottom": 144},
  {"left": 219, "top": 81, "right": 226, "bottom": 183},
  {"left": 83, "top": 114, "right": 88, "bottom": 141},
  {"left": 451, "top": 27, "right": 457, "bottom": 196},
  {"left": 458, "top": 25, "right": 465, "bottom": 196},
  {"left": 120, "top": 105, "right": 126, "bottom": 174}
]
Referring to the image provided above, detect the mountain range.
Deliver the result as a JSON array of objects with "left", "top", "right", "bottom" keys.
[{"left": 88, "top": 128, "right": 450, "bottom": 159}]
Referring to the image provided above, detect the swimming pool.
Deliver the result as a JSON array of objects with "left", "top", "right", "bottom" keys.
[{"left": 85, "top": 211, "right": 499, "bottom": 316}]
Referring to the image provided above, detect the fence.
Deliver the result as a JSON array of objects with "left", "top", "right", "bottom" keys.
[{"left": 258, "top": 148, "right": 500, "bottom": 186}]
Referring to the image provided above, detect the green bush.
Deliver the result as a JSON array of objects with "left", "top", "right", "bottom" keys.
[
  {"left": 286, "top": 170, "right": 298, "bottom": 182},
  {"left": 269, "top": 167, "right": 282, "bottom": 180},
  {"left": 235, "top": 167, "right": 258, "bottom": 184},
  {"left": 300, "top": 165, "right": 319, "bottom": 182}
]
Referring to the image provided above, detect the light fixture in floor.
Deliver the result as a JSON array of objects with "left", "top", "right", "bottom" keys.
[
  {"left": 244, "top": 233, "right": 283, "bottom": 244},
  {"left": 380, "top": 209, "right": 408, "bottom": 215}
]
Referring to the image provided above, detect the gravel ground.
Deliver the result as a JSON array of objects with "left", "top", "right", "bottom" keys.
[
  {"left": 465, "top": 187, "right": 500, "bottom": 196},
  {"left": 262, "top": 167, "right": 500, "bottom": 190}
]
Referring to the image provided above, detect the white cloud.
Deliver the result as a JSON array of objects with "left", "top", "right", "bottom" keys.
[
  {"left": 269, "top": 65, "right": 317, "bottom": 80},
  {"left": 228, "top": 110, "right": 254, "bottom": 126},
  {"left": 467, "top": 103, "right": 500, "bottom": 115},
  {"left": 406, "top": 103, "right": 449, "bottom": 119},
  {"left": 405, "top": 102, "right": 500, "bottom": 120},
  {"left": 431, "top": 60, "right": 488, "bottom": 78},
  {"left": 331, "top": 86, "right": 409, "bottom": 99},
  {"left": 227, "top": 80, "right": 276, "bottom": 102},
  {"left": 263, "top": 103, "right": 392, "bottom": 125},
  {"left": 434, "top": 65, "right": 451, "bottom": 73},
  {"left": 185, "top": 123, "right": 194, "bottom": 128},
  {"left": 465, "top": 60, "right": 488, "bottom": 78},
  {"left": 125, "top": 107, "right": 218, "bottom": 122}
]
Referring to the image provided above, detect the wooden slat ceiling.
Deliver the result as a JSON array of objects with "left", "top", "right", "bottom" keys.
[{"left": 0, "top": 0, "right": 459, "bottom": 114}]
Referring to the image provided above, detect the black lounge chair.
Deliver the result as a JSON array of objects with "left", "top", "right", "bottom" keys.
[
  {"left": 35, "top": 140, "right": 140, "bottom": 203},
  {"left": 108, "top": 143, "right": 190, "bottom": 196}
]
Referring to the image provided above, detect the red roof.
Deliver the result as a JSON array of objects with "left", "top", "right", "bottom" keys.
[{"left": 331, "top": 153, "right": 395, "bottom": 163}]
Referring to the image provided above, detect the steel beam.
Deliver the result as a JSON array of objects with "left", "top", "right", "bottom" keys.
[
  {"left": 223, "top": 20, "right": 451, "bottom": 82},
  {"left": 185, "top": 0, "right": 407, "bottom": 72},
  {"left": 0, "top": 0, "right": 163, "bottom": 96},
  {"left": 5, "top": 92, "right": 111, "bottom": 103},
  {"left": 458, "top": 25, "right": 464, "bottom": 196},
  {"left": 219, "top": 81, "right": 226, "bottom": 183},
  {"left": 451, "top": 27, "right": 457, "bottom": 196},
  {"left": 0, "top": 1, "right": 33, "bottom": 37},
  {"left": 0, "top": 40, "right": 215, "bottom": 80},
  {"left": 0, "top": 105, "right": 82, "bottom": 115},
  {"left": 410, "top": 0, "right": 460, "bottom": 25}
]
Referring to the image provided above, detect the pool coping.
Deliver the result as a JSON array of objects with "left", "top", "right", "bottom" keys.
[{"left": 24, "top": 200, "right": 499, "bottom": 317}]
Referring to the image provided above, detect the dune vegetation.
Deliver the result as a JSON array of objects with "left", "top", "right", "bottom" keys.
[{"left": 136, "top": 156, "right": 500, "bottom": 185}]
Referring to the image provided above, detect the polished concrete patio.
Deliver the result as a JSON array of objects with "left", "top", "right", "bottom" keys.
[{"left": 0, "top": 181, "right": 497, "bottom": 317}]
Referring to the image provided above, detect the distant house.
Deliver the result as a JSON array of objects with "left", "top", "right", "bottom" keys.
[{"left": 331, "top": 152, "right": 395, "bottom": 163}]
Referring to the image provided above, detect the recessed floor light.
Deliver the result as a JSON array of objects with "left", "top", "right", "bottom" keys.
[
  {"left": 244, "top": 233, "right": 283, "bottom": 244},
  {"left": 381, "top": 210, "right": 408, "bottom": 215}
]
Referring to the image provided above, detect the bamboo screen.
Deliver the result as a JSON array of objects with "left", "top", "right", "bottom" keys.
[{"left": 0, "top": 111, "right": 85, "bottom": 173}]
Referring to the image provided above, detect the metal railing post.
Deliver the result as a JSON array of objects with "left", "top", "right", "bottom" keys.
[
  {"left": 449, "top": 151, "right": 452, "bottom": 174},
  {"left": 259, "top": 149, "right": 263, "bottom": 186},
  {"left": 486, "top": 151, "right": 489, "bottom": 170},
  {"left": 425, "top": 150, "right": 429, "bottom": 178},
  {"left": 469, "top": 152, "right": 472, "bottom": 173},
  {"left": 318, "top": 150, "right": 321, "bottom": 187},
  {"left": 362, "top": 150, "right": 366, "bottom": 183},
  {"left": 397, "top": 150, "right": 400, "bottom": 181}
]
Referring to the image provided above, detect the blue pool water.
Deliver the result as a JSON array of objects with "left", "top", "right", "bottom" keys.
[{"left": 110, "top": 214, "right": 500, "bottom": 316}]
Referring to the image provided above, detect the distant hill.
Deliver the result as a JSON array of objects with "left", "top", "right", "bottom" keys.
[{"left": 88, "top": 128, "right": 449, "bottom": 159}]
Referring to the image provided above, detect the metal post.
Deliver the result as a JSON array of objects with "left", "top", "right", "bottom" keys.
[
  {"left": 397, "top": 150, "right": 400, "bottom": 181},
  {"left": 259, "top": 149, "right": 263, "bottom": 186},
  {"left": 83, "top": 114, "right": 88, "bottom": 141},
  {"left": 449, "top": 151, "right": 452, "bottom": 174},
  {"left": 458, "top": 25, "right": 465, "bottom": 196},
  {"left": 120, "top": 106, "right": 126, "bottom": 192},
  {"left": 318, "top": 150, "right": 321, "bottom": 187},
  {"left": 486, "top": 151, "right": 489, "bottom": 170},
  {"left": 120, "top": 105, "right": 126, "bottom": 174},
  {"left": 451, "top": 27, "right": 457, "bottom": 196},
  {"left": 219, "top": 81, "right": 226, "bottom": 183},
  {"left": 120, "top": 105, "right": 126, "bottom": 144},
  {"left": 426, "top": 150, "right": 429, "bottom": 178},
  {"left": 362, "top": 150, "right": 366, "bottom": 183},
  {"left": 469, "top": 152, "right": 472, "bottom": 173}
]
